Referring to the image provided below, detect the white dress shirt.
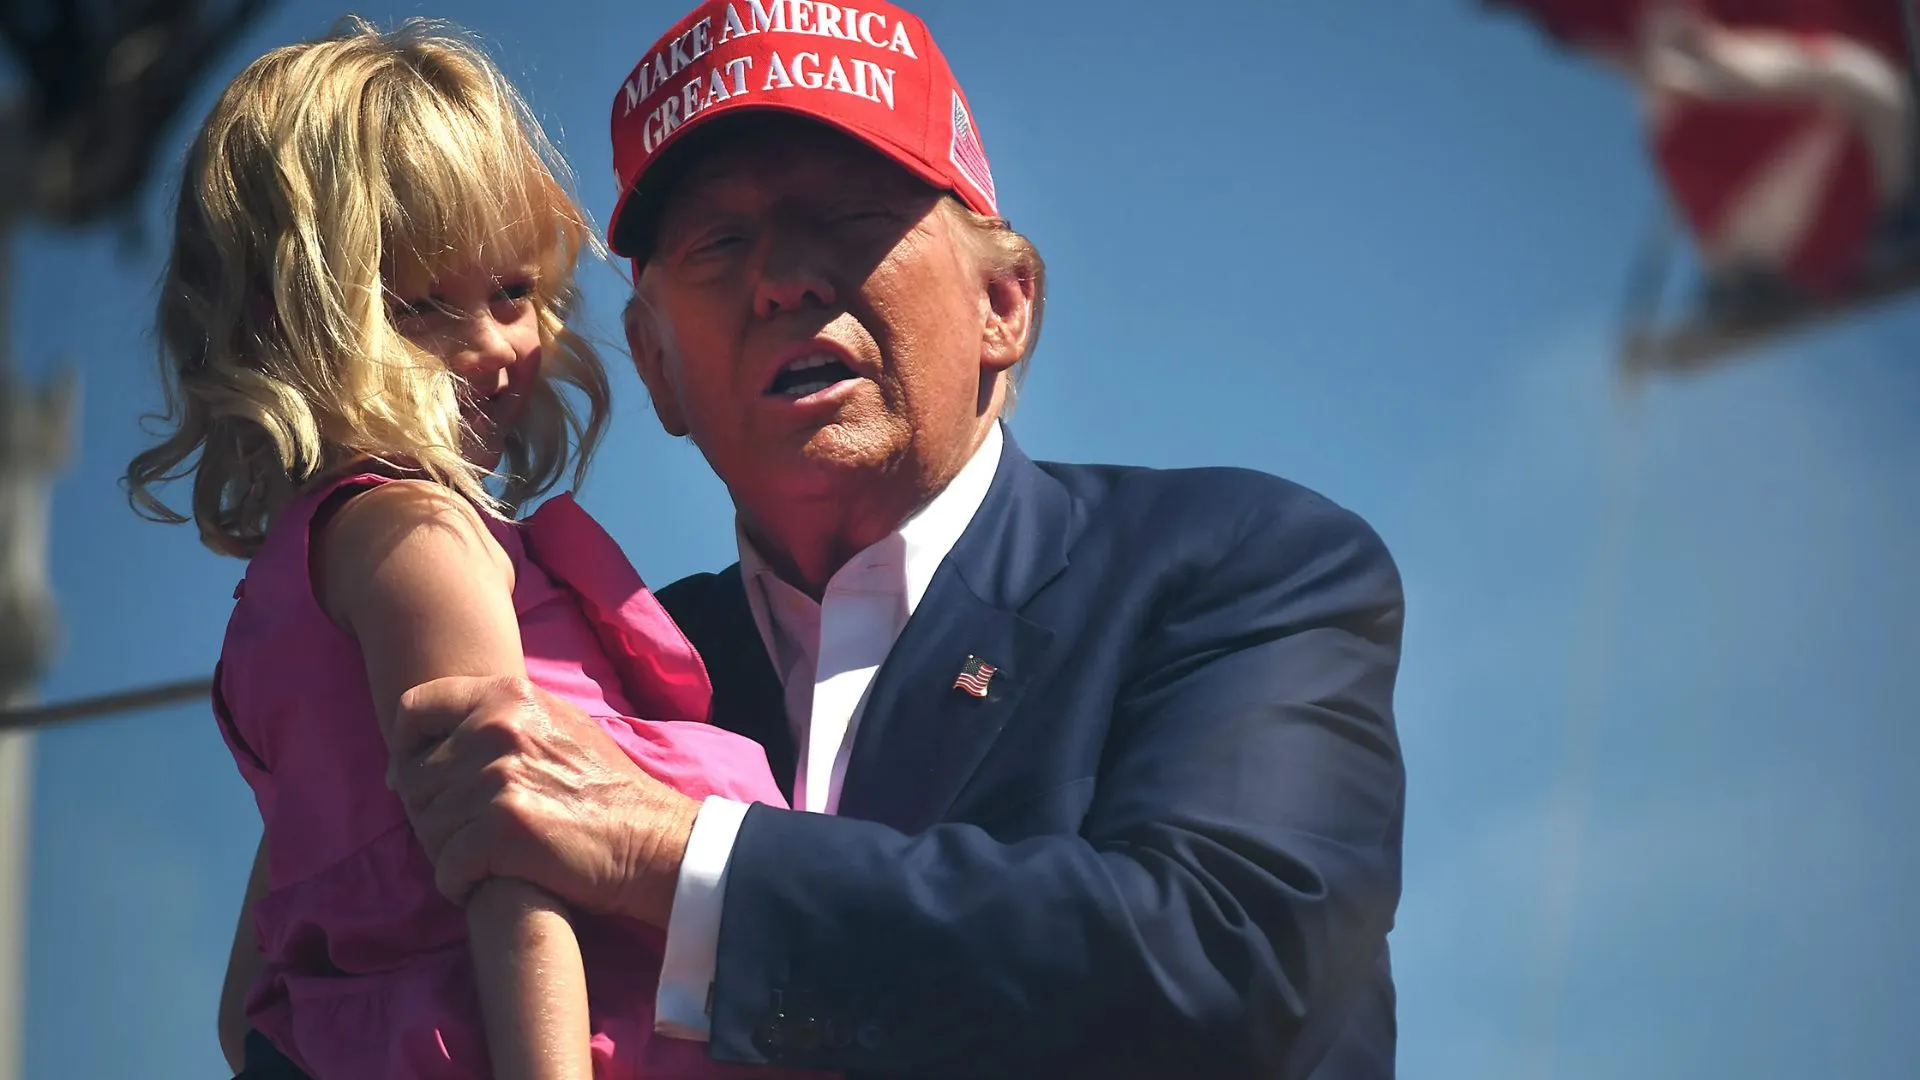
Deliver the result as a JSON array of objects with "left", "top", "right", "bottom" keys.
[{"left": 653, "top": 423, "right": 1006, "bottom": 1039}]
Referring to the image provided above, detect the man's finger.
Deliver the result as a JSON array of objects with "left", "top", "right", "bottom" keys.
[
  {"left": 388, "top": 674, "right": 516, "bottom": 757},
  {"left": 394, "top": 732, "right": 501, "bottom": 856},
  {"left": 433, "top": 817, "right": 495, "bottom": 904},
  {"left": 388, "top": 718, "right": 457, "bottom": 811}
]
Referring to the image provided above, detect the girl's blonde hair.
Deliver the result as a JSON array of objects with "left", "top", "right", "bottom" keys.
[{"left": 126, "top": 16, "right": 611, "bottom": 558}]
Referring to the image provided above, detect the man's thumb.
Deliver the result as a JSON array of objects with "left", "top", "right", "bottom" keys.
[{"left": 390, "top": 674, "right": 519, "bottom": 753}]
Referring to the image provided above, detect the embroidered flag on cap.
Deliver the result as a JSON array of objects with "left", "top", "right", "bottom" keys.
[
  {"left": 949, "top": 90, "right": 996, "bottom": 211},
  {"left": 953, "top": 655, "right": 997, "bottom": 698}
]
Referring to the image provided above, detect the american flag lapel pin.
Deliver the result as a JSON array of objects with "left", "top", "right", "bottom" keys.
[{"left": 953, "top": 655, "right": 997, "bottom": 698}]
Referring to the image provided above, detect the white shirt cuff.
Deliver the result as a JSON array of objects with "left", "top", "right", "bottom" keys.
[{"left": 653, "top": 795, "right": 751, "bottom": 1041}]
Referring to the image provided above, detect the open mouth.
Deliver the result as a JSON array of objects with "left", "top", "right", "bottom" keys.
[
  {"left": 766, "top": 352, "right": 859, "bottom": 398},
  {"left": 459, "top": 389, "right": 510, "bottom": 428}
]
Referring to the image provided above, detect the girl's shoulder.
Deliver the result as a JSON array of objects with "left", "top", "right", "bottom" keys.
[
  {"left": 239, "top": 469, "right": 500, "bottom": 625},
  {"left": 310, "top": 473, "right": 494, "bottom": 549},
  {"left": 304, "top": 473, "right": 516, "bottom": 631},
  {"left": 242, "top": 469, "right": 402, "bottom": 596}
]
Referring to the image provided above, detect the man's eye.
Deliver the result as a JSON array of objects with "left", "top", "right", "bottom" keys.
[{"left": 690, "top": 233, "right": 748, "bottom": 258}]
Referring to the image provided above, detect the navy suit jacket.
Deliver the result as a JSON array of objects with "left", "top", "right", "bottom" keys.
[
  {"left": 237, "top": 434, "right": 1405, "bottom": 1080},
  {"left": 658, "top": 435, "right": 1406, "bottom": 1079}
]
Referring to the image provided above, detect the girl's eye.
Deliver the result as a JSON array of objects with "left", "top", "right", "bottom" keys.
[
  {"left": 494, "top": 279, "right": 536, "bottom": 303},
  {"left": 391, "top": 296, "right": 447, "bottom": 321}
]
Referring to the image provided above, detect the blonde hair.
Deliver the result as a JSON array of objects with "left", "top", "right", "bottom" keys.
[
  {"left": 126, "top": 16, "right": 611, "bottom": 558},
  {"left": 936, "top": 196, "right": 1047, "bottom": 414}
]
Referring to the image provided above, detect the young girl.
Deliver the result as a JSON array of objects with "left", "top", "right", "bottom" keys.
[{"left": 124, "top": 19, "right": 790, "bottom": 1080}]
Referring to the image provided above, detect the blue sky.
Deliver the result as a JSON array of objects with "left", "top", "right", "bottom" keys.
[{"left": 12, "top": 1, "right": 1919, "bottom": 1076}]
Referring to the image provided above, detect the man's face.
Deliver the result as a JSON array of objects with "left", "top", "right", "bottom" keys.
[{"left": 627, "top": 119, "right": 1029, "bottom": 514}]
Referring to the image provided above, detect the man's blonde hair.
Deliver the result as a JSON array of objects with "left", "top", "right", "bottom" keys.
[
  {"left": 125, "top": 16, "right": 611, "bottom": 558},
  {"left": 937, "top": 197, "right": 1047, "bottom": 414}
]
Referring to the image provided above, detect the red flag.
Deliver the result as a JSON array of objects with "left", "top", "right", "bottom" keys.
[{"left": 1491, "top": 0, "right": 1916, "bottom": 293}]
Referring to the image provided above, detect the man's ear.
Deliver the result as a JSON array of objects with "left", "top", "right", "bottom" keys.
[
  {"left": 980, "top": 266, "right": 1036, "bottom": 376},
  {"left": 624, "top": 293, "right": 690, "bottom": 437}
]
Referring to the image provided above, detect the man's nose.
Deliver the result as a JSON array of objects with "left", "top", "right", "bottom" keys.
[{"left": 753, "top": 234, "right": 837, "bottom": 318}]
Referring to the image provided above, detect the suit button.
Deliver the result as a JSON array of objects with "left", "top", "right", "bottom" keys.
[
  {"left": 752, "top": 1017, "right": 787, "bottom": 1056},
  {"left": 785, "top": 1014, "right": 821, "bottom": 1052}
]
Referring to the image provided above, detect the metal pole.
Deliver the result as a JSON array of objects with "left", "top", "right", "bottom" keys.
[
  {"left": 1617, "top": 203, "right": 1678, "bottom": 379},
  {"left": 0, "top": 734, "right": 26, "bottom": 1080},
  {"left": 0, "top": 190, "right": 25, "bottom": 1080},
  {"left": 0, "top": 733, "right": 24, "bottom": 1080},
  {"left": 0, "top": 198, "right": 43, "bottom": 1080},
  {"left": 0, "top": 678, "right": 212, "bottom": 734}
]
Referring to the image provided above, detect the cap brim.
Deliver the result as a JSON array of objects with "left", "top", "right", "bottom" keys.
[{"left": 606, "top": 101, "right": 964, "bottom": 262}]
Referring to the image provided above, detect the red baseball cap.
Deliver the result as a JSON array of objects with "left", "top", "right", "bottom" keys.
[{"left": 605, "top": 0, "right": 999, "bottom": 259}]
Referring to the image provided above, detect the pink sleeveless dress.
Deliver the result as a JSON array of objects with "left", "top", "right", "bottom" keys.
[{"left": 214, "top": 473, "right": 787, "bottom": 1079}]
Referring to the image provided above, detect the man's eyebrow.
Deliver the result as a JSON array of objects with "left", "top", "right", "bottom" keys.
[{"left": 658, "top": 176, "right": 756, "bottom": 227}]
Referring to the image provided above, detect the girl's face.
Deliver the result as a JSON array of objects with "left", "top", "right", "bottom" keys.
[{"left": 388, "top": 259, "right": 544, "bottom": 471}]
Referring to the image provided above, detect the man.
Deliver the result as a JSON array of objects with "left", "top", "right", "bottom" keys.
[{"left": 237, "top": 2, "right": 1406, "bottom": 1076}]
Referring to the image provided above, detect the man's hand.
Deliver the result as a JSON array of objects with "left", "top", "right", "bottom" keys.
[{"left": 385, "top": 675, "right": 700, "bottom": 927}]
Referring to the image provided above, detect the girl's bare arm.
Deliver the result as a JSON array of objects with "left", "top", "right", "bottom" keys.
[{"left": 317, "top": 481, "right": 591, "bottom": 1080}]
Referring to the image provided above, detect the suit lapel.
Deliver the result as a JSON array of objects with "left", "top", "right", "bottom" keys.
[{"left": 835, "top": 436, "right": 1078, "bottom": 833}]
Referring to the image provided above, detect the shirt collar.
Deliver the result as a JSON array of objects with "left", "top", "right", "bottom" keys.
[{"left": 737, "top": 421, "right": 1005, "bottom": 622}]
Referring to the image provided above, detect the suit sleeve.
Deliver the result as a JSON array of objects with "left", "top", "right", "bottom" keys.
[{"left": 705, "top": 493, "right": 1407, "bottom": 1079}]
